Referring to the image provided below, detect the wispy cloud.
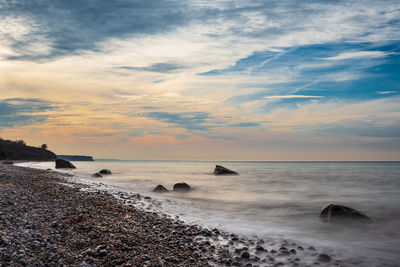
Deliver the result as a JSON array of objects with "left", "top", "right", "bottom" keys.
[
  {"left": 323, "top": 51, "right": 390, "bottom": 61},
  {"left": 377, "top": 90, "right": 398, "bottom": 95},
  {"left": 264, "top": 95, "right": 323, "bottom": 99},
  {"left": 229, "top": 122, "right": 260, "bottom": 127},
  {"left": 143, "top": 111, "right": 213, "bottom": 131},
  {"left": 315, "top": 119, "right": 400, "bottom": 138},
  {"left": 119, "top": 63, "right": 185, "bottom": 73},
  {"left": 0, "top": 98, "right": 56, "bottom": 128}
]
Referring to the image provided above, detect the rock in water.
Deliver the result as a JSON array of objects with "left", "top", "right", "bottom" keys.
[
  {"left": 317, "top": 254, "right": 331, "bottom": 262},
  {"left": 173, "top": 182, "right": 191, "bottom": 192},
  {"left": 152, "top": 184, "right": 169, "bottom": 193},
  {"left": 320, "top": 203, "right": 373, "bottom": 222},
  {"left": 213, "top": 165, "right": 238, "bottom": 175},
  {"left": 99, "top": 169, "right": 112, "bottom": 175},
  {"left": 92, "top": 173, "right": 102, "bottom": 178},
  {"left": 55, "top": 159, "right": 76, "bottom": 169}
]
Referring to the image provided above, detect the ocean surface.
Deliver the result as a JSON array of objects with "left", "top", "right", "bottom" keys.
[{"left": 17, "top": 161, "right": 400, "bottom": 265}]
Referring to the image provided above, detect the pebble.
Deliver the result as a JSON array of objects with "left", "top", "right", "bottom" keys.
[
  {"left": 142, "top": 254, "right": 151, "bottom": 261},
  {"left": 97, "top": 249, "right": 108, "bottom": 257},
  {"left": 241, "top": 251, "right": 250, "bottom": 258}
]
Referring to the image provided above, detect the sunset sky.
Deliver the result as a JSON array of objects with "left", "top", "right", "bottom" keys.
[{"left": 1, "top": 0, "right": 399, "bottom": 160}]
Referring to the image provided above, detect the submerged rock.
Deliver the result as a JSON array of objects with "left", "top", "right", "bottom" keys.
[
  {"left": 55, "top": 159, "right": 76, "bottom": 169},
  {"left": 152, "top": 184, "right": 169, "bottom": 193},
  {"left": 320, "top": 204, "right": 373, "bottom": 222},
  {"left": 99, "top": 169, "right": 112, "bottom": 175},
  {"left": 213, "top": 165, "right": 238, "bottom": 175},
  {"left": 92, "top": 173, "right": 102, "bottom": 178},
  {"left": 173, "top": 182, "right": 191, "bottom": 192}
]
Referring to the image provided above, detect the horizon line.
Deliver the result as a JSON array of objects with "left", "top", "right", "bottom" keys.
[{"left": 94, "top": 158, "right": 400, "bottom": 163}]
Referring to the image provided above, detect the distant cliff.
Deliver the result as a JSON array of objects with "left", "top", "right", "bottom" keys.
[
  {"left": 0, "top": 138, "right": 57, "bottom": 161},
  {"left": 57, "top": 155, "right": 94, "bottom": 161}
]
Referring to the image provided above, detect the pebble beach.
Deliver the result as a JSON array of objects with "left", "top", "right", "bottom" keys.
[{"left": 0, "top": 163, "right": 357, "bottom": 266}]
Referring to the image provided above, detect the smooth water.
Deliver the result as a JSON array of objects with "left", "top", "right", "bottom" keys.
[{"left": 19, "top": 161, "right": 400, "bottom": 264}]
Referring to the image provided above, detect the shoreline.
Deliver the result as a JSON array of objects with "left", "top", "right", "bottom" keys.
[{"left": 1, "top": 163, "right": 354, "bottom": 266}]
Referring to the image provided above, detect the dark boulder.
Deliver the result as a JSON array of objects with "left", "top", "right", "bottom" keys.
[
  {"left": 320, "top": 204, "right": 373, "bottom": 222},
  {"left": 152, "top": 184, "right": 169, "bottom": 193},
  {"left": 213, "top": 165, "right": 238, "bottom": 175},
  {"left": 92, "top": 173, "right": 102, "bottom": 178},
  {"left": 317, "top": 254, "right": 331, "bottom": 262},
  {"left": 55, "top": 159, "right": 76, "bottom": 169},
  {"left": 3, "top": 161, "right": 14, "bottom": 164},
  {"left": 99, "top": 169, "right": 112, "bottom": 175},
  {"left": 173, "top": 182, "right": 191, "bottom": 192}
]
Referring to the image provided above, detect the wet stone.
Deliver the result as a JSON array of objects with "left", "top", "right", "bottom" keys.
[
  {"left": 278, "top": 250, "right": 290, "bottom": 256},
  {"left": 255, "top": 245, "right": 265, "bottom": 252},
  {"left": 241, "top": 251, "right": 250, "bottom": 259},
  {"left": 142, "top": 255, "right": 151, "bottom": 261},
  {"left": 317, "top": 253, "right": 331, "bottom": 262}
]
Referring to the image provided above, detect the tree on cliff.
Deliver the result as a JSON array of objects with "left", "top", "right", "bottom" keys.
[
  {"left": 41, "top": 144, "right": 48, "bottom": 150},
  {"left": 16, "top": 140, "right": 26, "bottom": 146}
]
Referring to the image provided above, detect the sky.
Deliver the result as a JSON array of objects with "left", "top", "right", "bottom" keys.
[{"left": 0, "top": 0, "right": 400, "bottom": 160}]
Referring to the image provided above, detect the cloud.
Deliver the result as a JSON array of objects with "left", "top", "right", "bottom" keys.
[
  {"left": 175, "top": 134, "right": 190, "bottom": 139},
  {"left": 264, "top": 95, "right": 323, "bottom": 99},
  {"left": 229, "top": 122, "right": 260, "bottom": 127},
  {"left": 316, "top": 119, "right": 400, "bottom": 138},
  {"left": 0, "top": 98, "right": 56, "bottom": 128},
  {"left": 323, "top": 51, "right": 390, "bottom": 61},
  {"left": 377, "top": 91, "right": 398, "bottom": 94},
  {"left": 120, "top": 63, "right": 185, "bottom": 73},
  {"left": 0, "top": 98, "right": 55, "bottom": 115},
  {"left": 72, "top": 132, "right": 118, "bottom": 137},
  {"left": 144, "top": 111, "right": 213, "bottom": 130},
  {"left": 2, "top": 0, "right": 400, "bottom": 63},
  {"left": 128, "top": 130, "right": 145, "bottom": 137},
  {"left": 0, "top": 0, "right": 192, "bottom": 60}
]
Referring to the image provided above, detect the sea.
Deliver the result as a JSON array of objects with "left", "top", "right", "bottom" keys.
[{"left": 16, "top": 161, "right": 400, "bottom": 265}]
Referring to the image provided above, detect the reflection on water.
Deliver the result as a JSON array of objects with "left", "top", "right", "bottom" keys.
[{"left": 20, "top": 161, "right": 400, "bottom": 264}]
